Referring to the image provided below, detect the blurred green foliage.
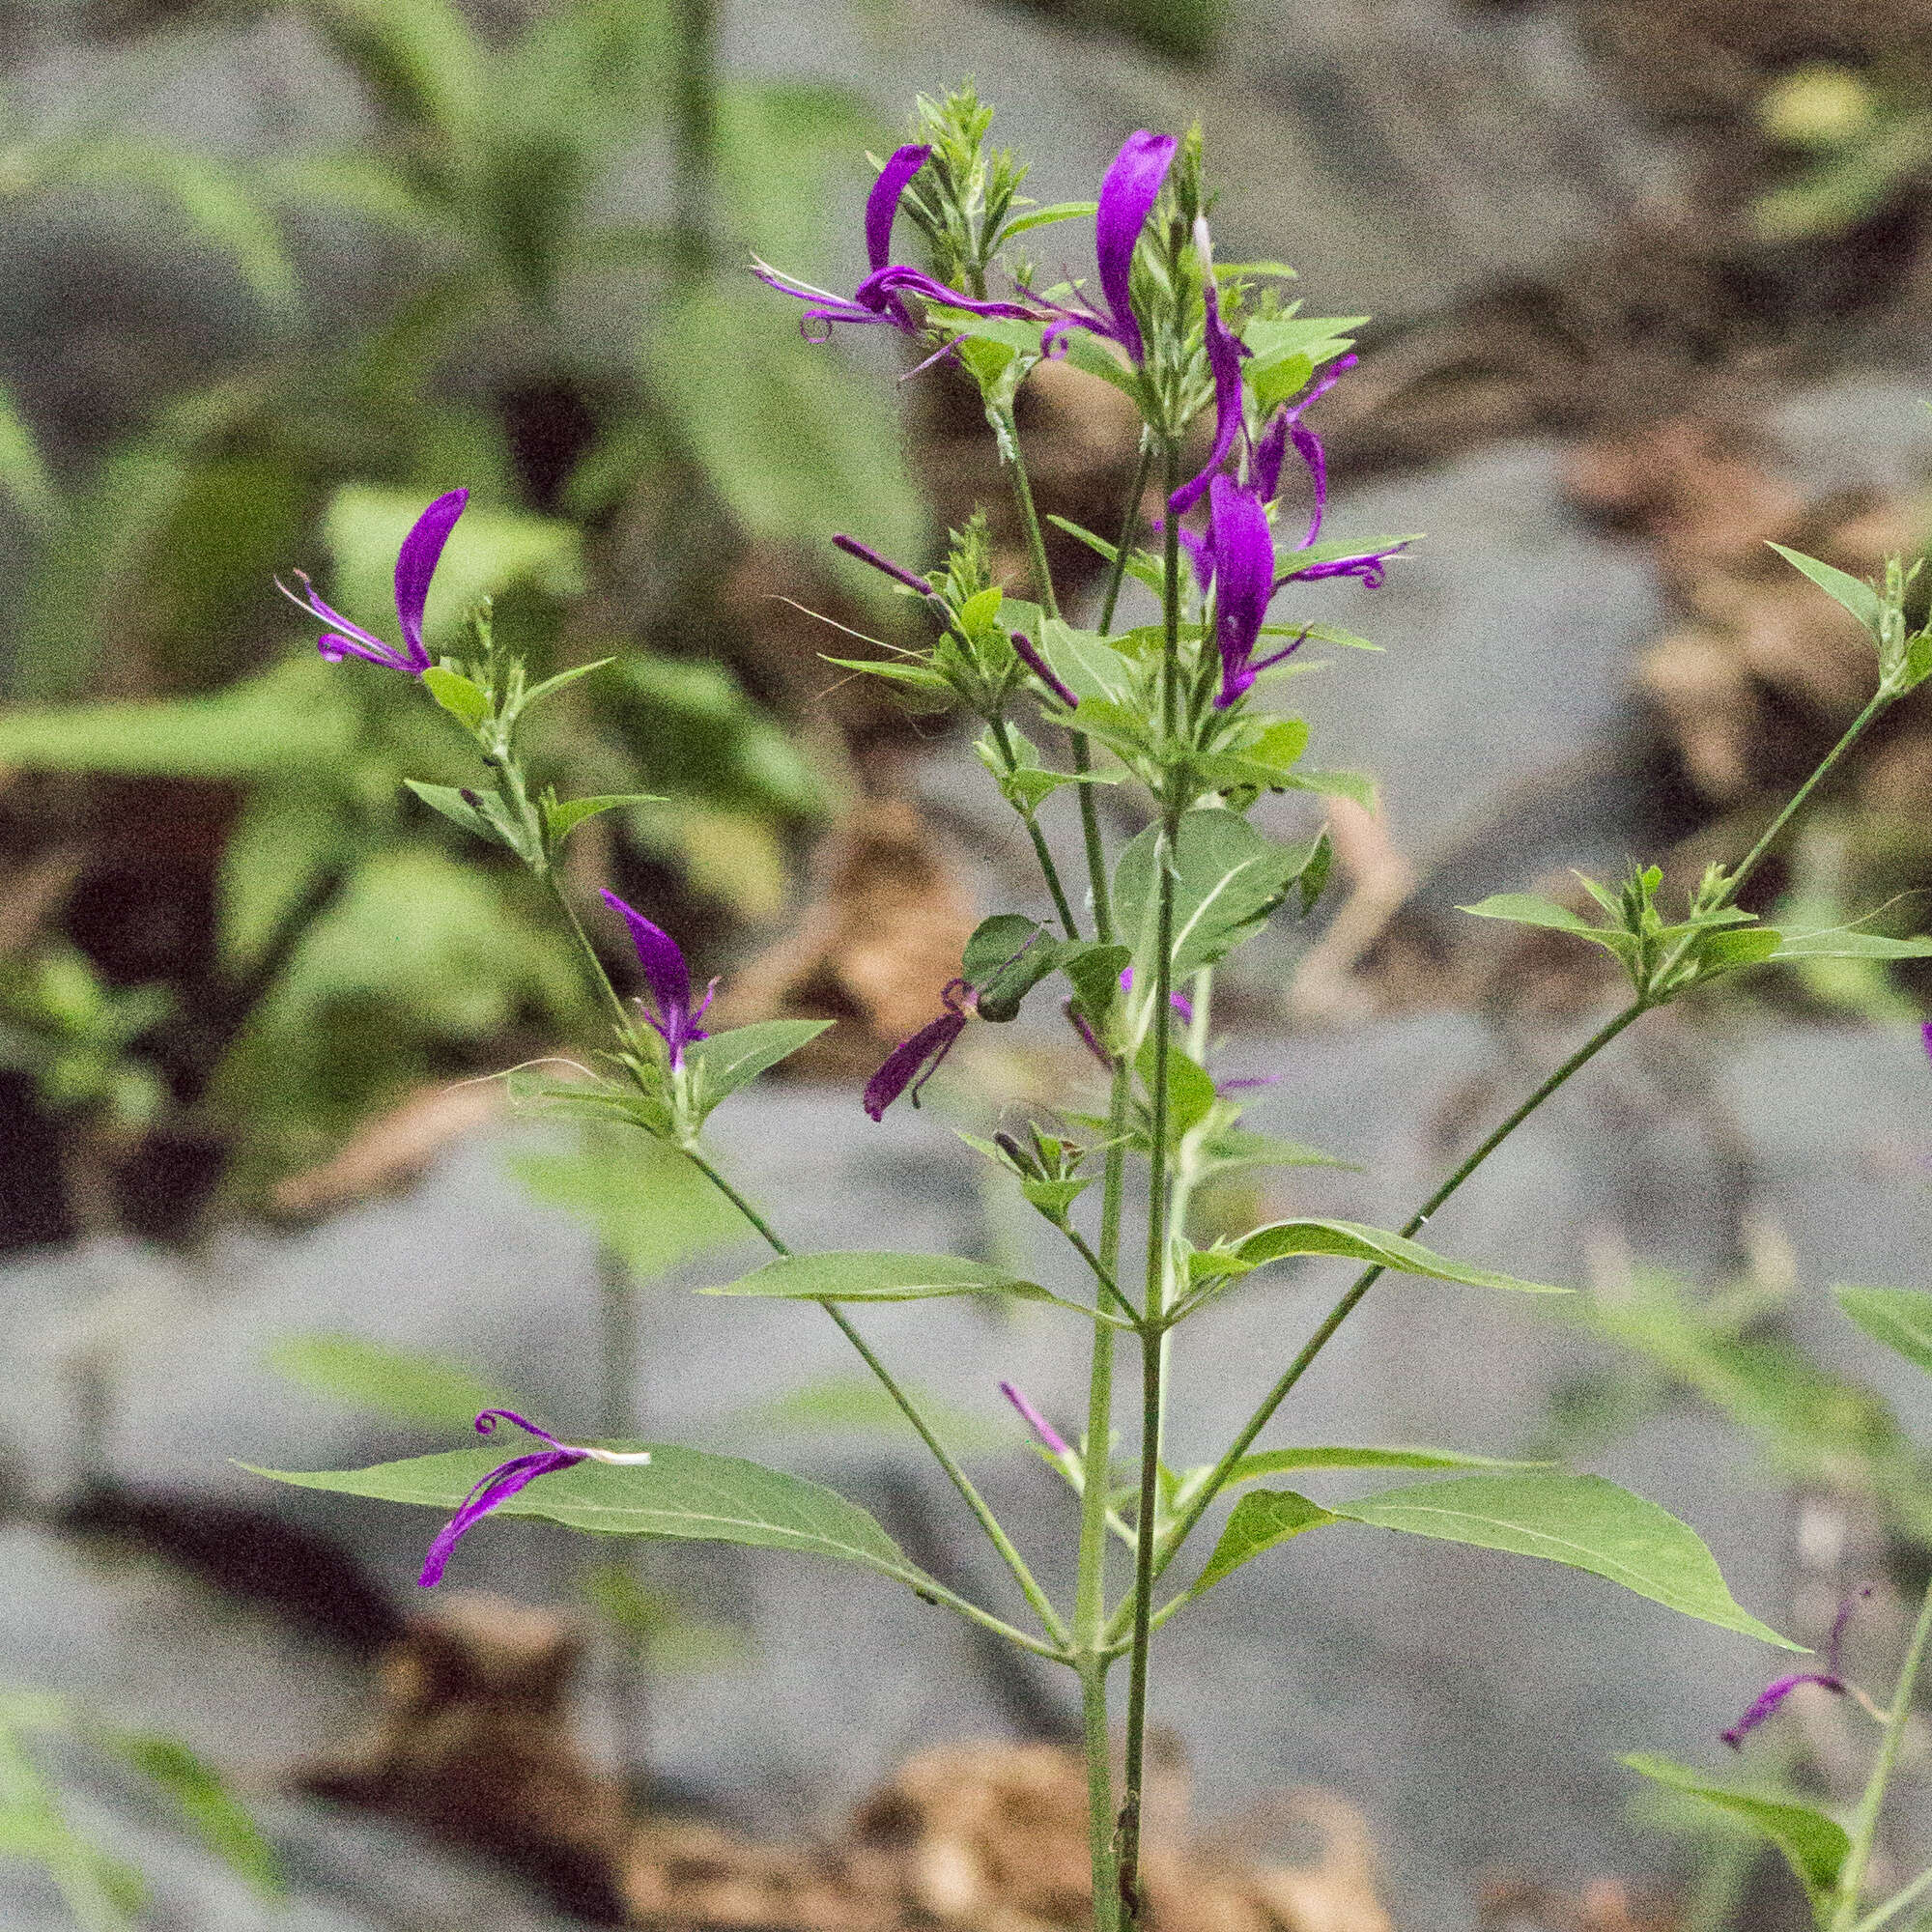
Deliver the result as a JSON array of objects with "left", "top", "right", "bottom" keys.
[{"left": 0, "top": 0, "right": 940, "bottom": 1218}]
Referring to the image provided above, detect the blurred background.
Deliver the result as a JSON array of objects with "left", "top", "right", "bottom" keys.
[{"left": 0, "top": 0, "right": 1929, "bottom": 1927}]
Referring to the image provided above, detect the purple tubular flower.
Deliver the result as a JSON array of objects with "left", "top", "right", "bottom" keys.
[
  {"left": 417, "top": 1410, "right": 588, "bottom": 1587},
  {"left": 1009, "top": 630, "right": 1079, "bottom": 708},
  {"left": 1922, "top": 1018, "right": 1932, "bottom": 1065},
  {"left": 864, "top": 980, "right": 974, "bottom": 1122},
  {"left": 1275, "top": 542, "right": 1410, "bottom": 591},
  {"left": 280, "top": 487, "right": 468, "bottom": 676},
  {"left": 833, "top": 532, "right": 934, "bottom": 596},
  {"left": 1170, "top": 222, "right": 1253, "bottom": 517},
  {"left": 1723, "top": 1583, "right": 1872, "bottom": 1747},
  {"left": 1094, "top": 131, "right": 1178, "bottom": 365},
  {"left": 867, "top": 144, "right": 932, "bottom": 282},
  {"left": 1208, "top": 473, "right": 1278, "bottom": 708},
  {"left": 601, "top": 890, "right": 715, "bottom": 1067},
  {"left": 1000, "top": 1380, "right": 1074, "bottom": 1459}
]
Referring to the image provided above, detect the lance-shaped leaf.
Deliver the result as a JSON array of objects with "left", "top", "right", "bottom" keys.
[
  {"left": 1115, "top": 808, "right": 1320, "bottom": 980},
  {"left": 1461, "top": 893, "right": 1624, "bottom": 950},
  {"left": 1170, "top": 1444, "right": 1548, "bottom": 1525},
  {"left": 543, "top": 792, "right": 668, "bottom": 844},
  {"left": 1771, "top": 927, "right": 1932, "bottom": 960},
  {"left": 1232, "top": 1218, "right": 1567, "bottom": 1294},
  {"left": 1836, "top": 1285, "right": 1932, "bottom": 1375},
  {"left": 1768, "top": 541, "right": 1886, "bottom": 640},
  {"left": 683, "top": 1020, "right": 833, "bottom": 1117},
  {"left": 1623, "top": 1754, "right": 1849, "bottom": 1916},
  {"left": 253, "top": 1441, "right": 943, "bottom": 1591},
  {"left": 706, "top": 1250, "right": 1110, "bottom": 1320},
  {"left": 1191, "top": 1474, "right": 1795, "bottom": 1647}
]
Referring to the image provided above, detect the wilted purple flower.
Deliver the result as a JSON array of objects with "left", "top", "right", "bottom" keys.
[
  {"left": 1000, "top": 1380, "right": 1073, "bottom": 1460},
  {"left": 1169, "top": 219, "right": 1251, "bottom": 517},
  {"left": 1723, "top": 1583, "right": 1872, "bottom": 1747},
  {"left": 864, "top": 979, "right": 976, "bottom": 1121},
  {"left": 832, "top": 532, "right": 935, "bottom": 596},
  {"left": 756, "top": 144, "right": 1049, "bottom": 340},
  {"left": 601, "top": 890, "right": 715, "bottom": 1068},
  {"left": 1009, "top": 631, "right": 1079, "bottom": 708},
  {"left": 280, "top": 488, "right": 468, "bottom": 676},
  {"left": 1041, "top": 129, "right": 1178, "bottom": 366},
  {"left": 418, "top": 1409, "right": 651, "bottom": 1587}
]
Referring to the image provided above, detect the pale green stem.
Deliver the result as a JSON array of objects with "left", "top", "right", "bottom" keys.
[
  {"left": 989, "top": 714, "right": 1081, "bottom": 940},
  {"left": 1833, "top": 1567, "right": 1932, "bottom": 1931},
  {"left": 678, "top": 1146, "right": 1070, "bottom": 1653},
  {"left": 1853, "top": 1868, "right": 1932, "bottom": 1932},
  {"left": 1115, "top": 439, "right": 1185, "bottom": 1926}
]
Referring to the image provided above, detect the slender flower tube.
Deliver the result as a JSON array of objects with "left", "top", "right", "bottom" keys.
[
  {"left": 755, "top": 144, "right": 1048, "bottom": 339},
  {"left": 832, "top": 532, "right": 935, "bottom": 596},
  {"left": 1208, "top": 472, "right": 1284, "bottom": 708},
  {"left": 1922, "top": 1019, "right": 1932, "bottom": 1065},
  {"left": 864, "top": 979, "right": 976, "bottom": 1121},
  {"left": 1275, "top": 542, "right": 1409, "bottom": 591},
  {"left": 601, "top": 890, "right": 715, "bottom": 1067},
  {"left": 1009, "top": 630, "right": 1079, "bottom": 708},
  {"left": 1000, "top": 1380, "right": 1074, "bottom": 1459},
  {"left": 1723, "top": 1583, "right": 1872, "bottom": 1747},
  {"left": 280, "top": 488, "right": 468, "bottom": 676},
  {"left": 1168, "top": 219, "right": 1251, "bottom": 517},
  {"left": 417, "top": 1410, "right": 651, "bottom": 1587}
]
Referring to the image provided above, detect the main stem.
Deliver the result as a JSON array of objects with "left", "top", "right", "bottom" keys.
[
  {"left": 1116, "top": 440, "right": 1185, "bottom": 1925},
  {"left": 1833, "top": 1567, "right": 1932, "bottom": 1932}
]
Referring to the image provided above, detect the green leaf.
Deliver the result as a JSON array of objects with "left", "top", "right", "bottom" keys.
[
  {"left": 404, "top": 779, "right": 502, "bottom": 844},
  {"left": 999, "top": 198, "right": 1096, "bottom": 240},
  {"left": 1338, "top": 1474, "right": 1798, "bottom": 1645},
  {"left": 421, "top": 665, "right": 488, "bottom": 728},
  {"left": 252, "top": 1441, "right": 943, "bottom": 1591},
  {"left": 1768, "top": 541, "right": 1886, "bottom": 639},
  {"left": 1194, "top": 1128, "right": 1359, "bottom": 1177},
  {"left": 1623, "top": 1755, "right": 1849, "bottom": 1914},
  {"left": 1218, "top": 1444, "right": 1550, "bottom": 1486},
  {"left": 0, "top": 656, "right": 355, "bottom": 779},
  {"left": 1193, "top": 1489, "right": 1339, "bottom": 1595},
  {"left": 1772, "top": 927, "right": 1932, "bottom": 959},
  {"left": 962, "top": 914, "right": 1061, "bottom": 1019},
  {"left": 218, "top": 780, "right": 358, "bottom": 971},
  {"left": 706, "top": 1250, "right": 1058, "bottom": 1305},
  {"left": 1284, "top": 768, "right": 1377, "bottom": 810},
  {"left": 1233, "top": 1218, "right": 1567, "bottom": 1295},
  {"left": 1115, "top": 808, "right": 1314, "bottom": 980},
  {"left": 0, "top": 375, "right": 55, "bottom": 527},
  {"left": 508, "top": 1125, "right": 740, "bottom": 1280},
  {"left": 99, "top": 1734, "right": 282, "bottom": 1900},
  {"left": 1461, "top": 893, "right": 1614, "bottom": 942},
  {"left": 1137, "top": 1037, "right": 1217, "bottom": 1143},
  {"left": 1836, "top": 1285, "right": 1932, "bottom": 1375},
  {"left": 519, "top": 657, "right": 615, "bottom": 713},
  {"left": 543, "top": 792, "right": 666, "bottom": 843},
  {"left": 684, "top": 1019, "right": 833, "bottom": 1115},
  {"left": 265, "top": 1332, "right": 516, "bottom": 1429}
]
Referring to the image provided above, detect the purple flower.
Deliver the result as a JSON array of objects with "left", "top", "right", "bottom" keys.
[
  {"left": 1169, "top": 220, "right": 1251, "bottom": 517},
  {"left": 864, "top": 979, "right": 976, "bottom": 1122},
  {"left": 1274, "top": 542, "right": 1409, "bottom": 592},
  {"left": 1000, "top": 1380, "right": 1073, "bottom": 1460},
  {"left": 1119, "top": 965, "right": 1194, "bottom": 1023},
  {"left": 832, "top": 532, "right": 935, "bottom": 596},
  {"left": 1922, "top": 1019, "right": 1932, "bottom": 1065},
  {"left": 418, "top": 1409, "right": 651, "bottom": 1587},
  {"left": 1009, "top": 630, "right": 1079, "bottom": 708},
  {"left": 1040, "top": 129, "right": 1178, "bottom": 366},
  {"left": 279, "top": 488, "right": 468, "bottom": 676},
  {"left": 755, "top": 144, "right": 1049, "bottom": 340},
  {"left": 1723, "top": 1584, "right": 1871, "bottom": 1747},
  {"left": 601, "top": 890, "right": 715, "bottom": 1068},
  {"left": 1208, "top": 472, "right": 1289, "bottom": 708}
]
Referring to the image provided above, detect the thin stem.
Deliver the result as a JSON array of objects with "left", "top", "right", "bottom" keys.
[
  {"left": 1730, "top": 687, "right": 1890, "bottom": 903},
  {"left": 548, "top": 875, "right": 634, "bottom": 1037},
  {"left": 1113, "top": 999, "right": 1649, "bottom": 1637},
  {"left": 1834, "top": 1567, "right": 1932, "bottom": 1931},
  {"left": 678, "top": 1144, "right": 1070, "bottom": 1652},
  {"left": 596, "top": 1243, "right": 638, "bottom": 1440},
  {"left": 1080, "top": 1662, "right": 1122, "bottom": 1932},
  {"left": 1117, "top": 439, "right": 1185, "bottom": 1925},
  {"left": 1096, "top": 440, "right": 1152, "bottom": 636},
  {"left": 1000, "top": 407, "right": 1062, "bottom": 624},
  {"left": 1853, "top": 1868, "right": 1932, "bottom": 1932},
  {"left": 990, "top": 716, "right": 1082, "bottom": 940},
  {"left": 1062, "top": 1222, "right": 1141, "bottom": 1327}
]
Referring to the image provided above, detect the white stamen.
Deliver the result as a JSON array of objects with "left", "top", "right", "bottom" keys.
[{"left": 580, "top": 1446, "right": 653, "bottom": 1465}]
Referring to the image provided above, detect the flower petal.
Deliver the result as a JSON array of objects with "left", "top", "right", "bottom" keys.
[
  {"left": 833, "top": 533, "right": 934, "bottom": 595},
  {"left": 416, "top": 1448, "right": 584, "bottom": 1587},
  {"left": 1095, "top": 130, "right": 1178, "bottom": 366},
  {"left": 1721, "top": 1672, "right": 1844, "bottom": 1749},
  {"left": 864, "top": 1010, "right": 968, "bottom": 1122},
  {"left": 999, "top": 1380, "right": 1073, "bottom": 1459},
  {"left": 866, "top": 144, "right": 932, "bottom": 275},
  {"left": 601, "top": 890, "right": 696, "bottom": 1058},
  {"left": 474, "top": 1407, "right": 570, "bottom": 1452},
  {"left": 1208, "top": 473, "right": 1276, "bottom": 708},
  {"left": 393, "top": 488, "right": 469, "bottom": 670},
  {"left": 1170, "top": 226, "right": 1251, "bottom": 516},
  {"left": 1009, "top": 631, "right": 1079, "bottom": 709}
]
